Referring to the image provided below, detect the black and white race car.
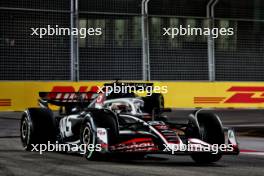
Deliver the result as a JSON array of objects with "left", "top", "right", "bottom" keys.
[{"left": 20, "top": 82, "right": 239, "bottom": 163}]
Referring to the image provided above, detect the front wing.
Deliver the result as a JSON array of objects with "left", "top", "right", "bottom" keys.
[{"left": 96, "top": 128, "right": 239, "bottom": 155}]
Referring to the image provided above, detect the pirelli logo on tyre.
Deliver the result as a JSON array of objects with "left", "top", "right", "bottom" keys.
[
  {"left": 0, "top": 99, "right": 11, "bottom": 106},
  {"left": 194, "top": 86, "right": 264, "bottom": 104}
]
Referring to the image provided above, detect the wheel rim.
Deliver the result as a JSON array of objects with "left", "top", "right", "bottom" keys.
[
  {"left": 82, "top": 126, "right": 91, "bottom": 145},
  {"left": 82, "top": 124, "right": 96, "bottom": 159},
  {"left": 22, "top": 120, "right": 28, "bottom": 139},
  {"left": 21, "top": 117, "right": 30, "bottom": 146}
]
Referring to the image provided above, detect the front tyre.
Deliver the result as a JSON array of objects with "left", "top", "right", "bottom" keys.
[
  {"left": 191, "top": 112, "right": 225, "bottom": 164},
  {"left": 80, "top": 121, "right": 98, "bottom": 160}
]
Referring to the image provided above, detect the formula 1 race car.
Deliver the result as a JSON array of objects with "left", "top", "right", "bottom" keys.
[{"left": 20, "top": 82, "right": 239, "bottom": 163}]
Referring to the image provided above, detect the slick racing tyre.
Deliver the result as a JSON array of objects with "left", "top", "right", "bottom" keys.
[
  {"left": 191, "top": 112, "right": 225, "bottom": 164},
  {"left": 20, "top": 108, "right": 57, "bottom": 151},
  {"left": 90, "top": 109, "right": 119, "bottom": 145},
  {"left": 80, "top": 120, "right": 98, "bottom": 160},
  {"left": 80, "top": 109, "right": 119, "bottom": 160}
]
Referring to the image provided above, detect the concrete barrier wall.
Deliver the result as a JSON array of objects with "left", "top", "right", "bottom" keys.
[{"left": 1, "top": 81, "right": 264, "bottom": 111}]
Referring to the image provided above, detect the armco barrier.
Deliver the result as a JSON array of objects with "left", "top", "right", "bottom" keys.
[{"left": 1, "top": 81, "right": 264, "bottom": 111}]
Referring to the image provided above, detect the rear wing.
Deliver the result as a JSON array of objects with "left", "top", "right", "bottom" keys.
[{"left": 38, "top": 91, "right": 99, "bottom": 107}]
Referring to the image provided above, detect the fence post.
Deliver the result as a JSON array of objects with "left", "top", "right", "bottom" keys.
[
  {"left": 70, "top": 0, "right": 79, "bottom": 81},
  {"left": 70, "top": 0, "right": 75, "bottom": 81},
  {"left": 207, "top": 0, "right": 218, "bottom": 81},
  {"left": 75, "top": 0, "right": 79, "bottom": 81},
  {"left": 141, "top": 0, "right": 150, "bottom": 81}
]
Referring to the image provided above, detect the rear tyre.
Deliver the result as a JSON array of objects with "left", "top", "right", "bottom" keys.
[
  {"left": 191, "top": 112, "right": 225, "bottom": 163},
  {"left": 20, "top": 108, "right": 57, "bottom": 151}
]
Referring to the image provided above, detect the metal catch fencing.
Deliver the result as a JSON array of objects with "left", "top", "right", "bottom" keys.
[{"left": 0, "top": 0, "right": 264, "bottom": 81}]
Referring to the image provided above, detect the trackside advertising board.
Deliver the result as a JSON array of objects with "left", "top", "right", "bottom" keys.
[{"left": 1, "top": 81, "right": 264, "bottom": 111}]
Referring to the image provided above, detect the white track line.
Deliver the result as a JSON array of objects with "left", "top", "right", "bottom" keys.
[{"left": 240, "top": 150, "right": 264, "bottom": 156}]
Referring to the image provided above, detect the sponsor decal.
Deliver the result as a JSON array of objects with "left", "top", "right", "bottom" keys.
[
  {"left": 110, "top": 138, "right": 159, "bottom": 152},
  {"left": 225, "top": 86, "right": 264, "bottom": 103},
  {"left": 194, "top": 86, "right": 264, "bottom": 104},
  {"left": 40, "top": 86, "right": 99, "bottom": 102},
  {"left": 0, "top": 99, "right": 11, "bottom": 106},
  {"left": 194, "top": 97, "right": 226, "bottom": 104}
]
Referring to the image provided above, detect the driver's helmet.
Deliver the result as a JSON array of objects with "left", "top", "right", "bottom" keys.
[{"left": 109, "top": 102, "right": 132, "bottom": 114}]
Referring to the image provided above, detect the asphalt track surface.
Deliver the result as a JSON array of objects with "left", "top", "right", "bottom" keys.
[{"left": 0, "top": 110, "right": 264, "bottom": 176}]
